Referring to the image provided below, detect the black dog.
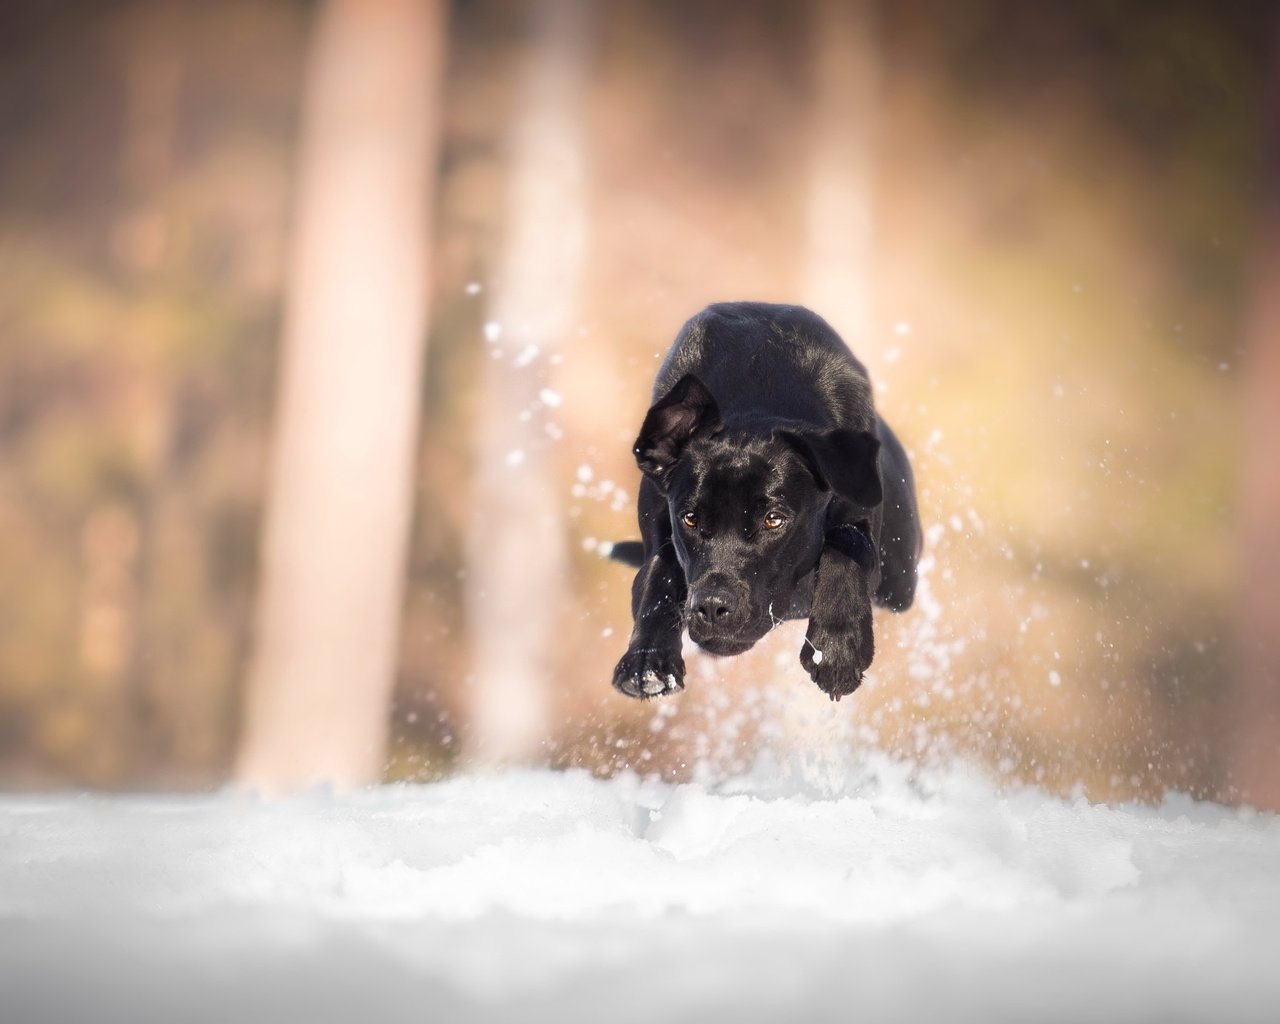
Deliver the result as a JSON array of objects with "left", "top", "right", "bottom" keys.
[{"left": 610, "top": 302, "right": 921, "bottom": 701}]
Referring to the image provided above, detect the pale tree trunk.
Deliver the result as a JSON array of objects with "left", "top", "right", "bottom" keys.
[
  {"left": 802, "top": 0, "right": 880, "bottom": 346},
  {"left": 465, "top": 0, "right": 589, "bottom": 763},
  {"left": 783, "top": 0, "right": 882, "bottom": 752},
  {"left": 1227, "top": 20, "right": 1280, "bottom": 810},
  {"left": 236, "top": 0, "right": 445, "bottom": 791}
]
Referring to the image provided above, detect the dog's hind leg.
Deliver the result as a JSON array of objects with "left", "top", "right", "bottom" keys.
[{"left": 873, "top": 418, "right": 921, "bottom": 612}]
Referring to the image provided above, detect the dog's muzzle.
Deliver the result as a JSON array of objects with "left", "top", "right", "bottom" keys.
[{"left": 686, "top": 577, "right": 760, "bottom": 656}]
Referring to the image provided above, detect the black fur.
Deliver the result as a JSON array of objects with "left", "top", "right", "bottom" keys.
[{"left": 610, "top": 302, "right": 921, "bottom": 701}]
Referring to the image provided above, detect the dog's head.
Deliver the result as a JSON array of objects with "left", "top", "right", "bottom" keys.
[{"left": 634, "top": 374, "right": 882, "bottom": 656}]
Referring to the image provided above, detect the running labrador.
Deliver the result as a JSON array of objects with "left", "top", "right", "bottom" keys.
[{"left": 610, "top": 302, "right": 920, "bottom": 701}]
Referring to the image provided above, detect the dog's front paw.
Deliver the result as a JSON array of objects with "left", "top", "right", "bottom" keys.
[
  {"left": 801, "top": 619, "right": 873, "bottom": 702},
  {"left": 612, "top": 646, "right": 686, "bottom": 699},
  {"left": 613, "top": 647, "right": 685, "bottom": 699}
]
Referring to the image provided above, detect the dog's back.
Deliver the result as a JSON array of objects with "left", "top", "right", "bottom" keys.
[{"left": 654, "top": 302, "right": 875, "bottom": 434}]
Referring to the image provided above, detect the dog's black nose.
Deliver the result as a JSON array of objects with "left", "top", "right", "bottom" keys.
[{"left": 692, "top": 588, "right": 736, "bottom": 626}]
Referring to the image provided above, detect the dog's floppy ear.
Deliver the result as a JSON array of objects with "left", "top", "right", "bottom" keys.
[
  {"left": 633, "top": 374, "right": 721, "bottom": 482},
  {"left": 778, "top": 427, "right": 883, "bottom": 508}
]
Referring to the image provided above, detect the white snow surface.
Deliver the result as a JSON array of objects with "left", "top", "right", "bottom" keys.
[{"left": 3, "top": 757, "right": 1280, "bottom": 1023}]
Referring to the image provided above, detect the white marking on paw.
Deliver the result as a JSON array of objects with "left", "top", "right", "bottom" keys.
[{"left": 801, "top": 632, "right": 824, "bottom": 664}]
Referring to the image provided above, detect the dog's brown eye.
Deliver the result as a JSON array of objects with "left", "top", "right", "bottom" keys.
[
  {"left": 681, "top": 511, "right": 698, "bottom": 530},
  {"left": 763, "top": 511, "right": 786, "bottom": 530}
]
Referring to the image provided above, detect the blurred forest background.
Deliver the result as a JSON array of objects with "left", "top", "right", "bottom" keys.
[{"left": 1, "top": 0, "right": 1277, "bottom": 804}]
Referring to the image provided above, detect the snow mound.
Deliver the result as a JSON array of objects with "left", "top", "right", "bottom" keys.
[{"left": 2, "top": 759, "right": 1279, "bottom": 1023}]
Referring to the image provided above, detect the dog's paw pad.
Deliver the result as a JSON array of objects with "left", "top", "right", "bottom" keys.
[
  {"left": 613, "top": 649, "right": 686, "bottom": 700},
  {"left": 638, "top": 670, "right": 683, "bottom": 696}
]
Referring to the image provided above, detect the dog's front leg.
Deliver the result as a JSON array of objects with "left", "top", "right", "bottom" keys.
[
  {"left": 613, "top": 548, "right": 687, "bottom": 699},
  {"left": 801, "top": 525, "right": 877, "bottom": 701}
]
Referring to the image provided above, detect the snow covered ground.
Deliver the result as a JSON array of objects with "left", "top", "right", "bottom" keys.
[{"left": 3, "top": 757, "right": 1279, "bottom": 1024}]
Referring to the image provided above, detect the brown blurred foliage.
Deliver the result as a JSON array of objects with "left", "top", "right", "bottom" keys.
[{"left": 0, "top": 0, "right": 1269, "bottom": 797}]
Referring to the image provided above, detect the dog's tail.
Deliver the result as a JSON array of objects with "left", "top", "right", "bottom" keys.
[{"left": 601, "top": 540, "right": 644, "bottom": 568}]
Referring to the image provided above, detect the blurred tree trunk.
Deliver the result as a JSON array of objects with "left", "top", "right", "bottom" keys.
[
  {"left": 1227, "top": 18, "right": 1280, "bottom": 810},
  {"left": 464, "top": 0, "right": 589, "bottom": 763},
  {"left": 783, "top": 0, "right": 881, "bottom": 755},
  {"left": 236, "top": 0, "right": 445, "bottom": 791},
  {"left": 803, "top": 0, "right": 880, "bottom": 344}
]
